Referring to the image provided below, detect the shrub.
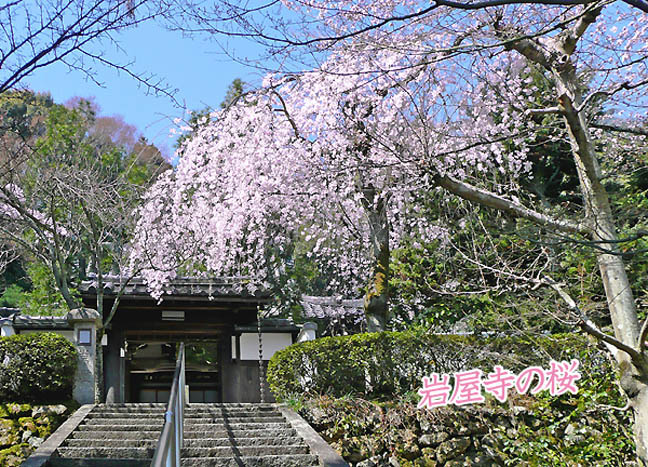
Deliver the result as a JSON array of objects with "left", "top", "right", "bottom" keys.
[
  {"left": 0, "top": 333, "right": 77, "bottom": 402},
  {"left": 267, "top": 330, "right": 611, "bottom": 401}
]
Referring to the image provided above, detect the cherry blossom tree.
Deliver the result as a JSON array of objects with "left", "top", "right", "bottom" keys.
[{"left": 131, "top": 84, "right": 447, "bottom": 330}]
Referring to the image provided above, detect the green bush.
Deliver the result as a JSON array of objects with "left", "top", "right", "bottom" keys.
[
  {"left": 268, "top": 330, "right": 611, "bottom": 401},
  {"left": 0, "top": 333, "right": 77, "bottom": 402}
]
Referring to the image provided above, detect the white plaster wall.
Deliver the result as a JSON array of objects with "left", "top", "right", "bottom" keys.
[{"left": 238, "top": 333, "right": 293, "bottom": 361}]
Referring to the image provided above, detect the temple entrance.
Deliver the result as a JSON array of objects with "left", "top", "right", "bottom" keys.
[{"left": 125, "top": 336, "right": 221, "bottom": 403}]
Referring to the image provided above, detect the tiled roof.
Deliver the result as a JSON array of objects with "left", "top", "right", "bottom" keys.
[
  {"left": 78, "top": 276, "right": 271, "bottom": 299},
  {"left": 301, "top": 295, "right": 364, "bottom": 319},
  {"left": 11, "top": 314, "right": 71, "bottom": 330}
]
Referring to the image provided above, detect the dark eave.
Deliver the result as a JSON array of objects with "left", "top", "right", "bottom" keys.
[
  {"left": 79, "top": 276, "right": 273, "bottom": 303},
  {"left": 234, "top": 318, "right": 300, "bottom": 334}
]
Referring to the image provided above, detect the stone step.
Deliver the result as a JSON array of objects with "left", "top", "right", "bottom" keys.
[
  {"left": 185, "top": 416, "right": 287, "bottom": 424},
  {"left": 95, "top": 403, "right": 167, "bottom": 408},
  {"left": 187, "top": 404, "right": 278, "bottom": 409},
  {"left": 57, "top": 445, "right": 310, "bottom": 459},
  {"left": 183, "top": 428, "right": 297, "bottom": 439},
  {"left": 86, "top": 412, "right": 285, "bottom": 425},
  {"left": 181, "top": 445, "right": 312, "bottom": 457},
  {"left": 56, "top": 447, "right": 154, "bottom": 459},
  {"left": 70, "top": 427, "right": 297, "bottom": 439},
  {"left": 74, "top": 424, "right": 297, "bottom": 438},
  {"left": 82, "top": 417, "right": 288, "bottom": 426},
  {"left": 37, "top": 403, "right": 345, "bottom": 467},
  {"left": 85, "top": 413, "right": 163, "bottom": 420},
  {"left": 77, "top": 424, "right": 164, "bottom": 432},
  {"left": 87, "top": 410, "right": 282, "bottom": 419},
  {"left": 47, "top": 455, "right": 320, "bottom": 467},
  {"left": 184, "top": 422, "right": 291, "bottom": 431},
  {"left": 64, "top": 436, "right": 306, "bottom": 449},
  {"left": 64, "top": 439, "right": 157, "bottom": 449},
  {"left": 48, "top": 458, "right": 150, "bottom": 467},
  {"left": 70, "top": 430, "right": 162, "bottom": 440},
  {"left": 90, "top": 407, "right": 165, "bottom": 412},
  {"left": 185, "top": 438, "right": 306, "bottom": 448},
  {"left": 185, "top": 410, "right": 282, "bottom": 418},
  {"left": 92, "top": 403, "right": 276, "bottom": 410},
  {"left": 91, "top": 405, "right": 280, "bottom": 412},
  {"left": 180, "top": 455, "right": 320, "bottom": 466},
  {"left": 83, "top": 418, "right": 164, "bottom": 426}
]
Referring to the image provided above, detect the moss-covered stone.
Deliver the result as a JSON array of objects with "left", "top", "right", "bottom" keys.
[
  {"left": 32, "top": 404, "right": 68, "bottom": 419},
  {"left": 18, "top": 416, "right": 37, "bottom": 432},
  {"left": 1, "top": 403, "right": 31, "bottom": 418},
  {"left": 436, "top": 437, "right": 471, "bottom": 463},
  {"left": 36, "top": 424, "right": 53, "bottom": 439},
  {"left": 341, "top": 437, "right": 369, "bottom": 463},
  {"left": 0, "top": 443, "right": 31, "bottom": 467},
  {"left": 299, "top": 391, "right": 635, "bottom": 467},
  {"left": 0, "top": 419, "right": 18, "bottom": 448},
  {"left": 35, "top": 414, "right": 51, "bottom": 426},
  {"left": 0, "top": 402, "right": 72, "bottom": 465}
]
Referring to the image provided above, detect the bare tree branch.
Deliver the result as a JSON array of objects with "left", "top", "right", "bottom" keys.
[
  {"left": 639, "top": 317, "right": 648, "bottom": 352},
  {"left": 435, "top": 174, "right": 589, "bottom": 234},
  {"left": 543, "top": 276, "right": 644, "bottom": 363},
  {"left": 591, "top": 121, "right": 648, "bottom": 137}
]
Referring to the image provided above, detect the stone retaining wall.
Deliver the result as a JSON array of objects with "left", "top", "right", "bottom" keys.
[
  {"left": 0, "top": 403, "right": 72, "bottom": 467},
  {"left": 300, "top": 394, "right": 635, "bottom": 466}
]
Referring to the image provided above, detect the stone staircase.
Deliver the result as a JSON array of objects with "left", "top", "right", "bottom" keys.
[{"left": 46, "top": 403, "right": 328, "bottom": 466}]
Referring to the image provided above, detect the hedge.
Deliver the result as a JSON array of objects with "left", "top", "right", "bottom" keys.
[
  {"left": 0, "top": 333, "right": 77, "bottom": 403},
  {"left": 267, "top": 330, "right": 610, "bottom": 401}
]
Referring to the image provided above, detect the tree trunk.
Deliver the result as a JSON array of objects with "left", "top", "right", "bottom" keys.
[
  {"left": 634, "top": 385, "right": 648, "bottom": 465},
  {"left": 94, "top": 326, "right": 104, "bottom": 404},
  {"left": 363, "top": 186, "right": 390, "bottom": 332},
  {"left": 95, "top": 275, "right": 105, "bottom": 404},
  {"left": 50, "top": 256, "right": 80, "bottom": 310},
  {"left": 555, "top": 66, "right": 640, "bottom": 348},
  {"left": 555, "top": 64, "right": 646, "bottom": 465}
]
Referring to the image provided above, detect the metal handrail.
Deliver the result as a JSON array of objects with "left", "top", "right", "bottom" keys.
[{"left": 151, "top": 342, "right": 186, "bottom": 467}]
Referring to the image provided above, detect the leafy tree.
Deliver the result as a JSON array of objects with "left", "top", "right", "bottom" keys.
[
  {"left": 220, "top": 78, "right": 245, "bottom": 109},
  {"left": 175, "top": 78, "right": 247, "bottom": 150},
  {"left": 0, "top": 92, "right": 166, "bottom": 401},
  {"left": 0, "top": 284, "right": 23, "bottom": 308},
  {"left": 15, "top": 262, "right": 73, "bottom": 316}
]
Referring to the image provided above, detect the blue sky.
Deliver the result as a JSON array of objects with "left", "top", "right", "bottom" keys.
[{"left": 23, "top": 20, "right": 267, "bottom": 159}]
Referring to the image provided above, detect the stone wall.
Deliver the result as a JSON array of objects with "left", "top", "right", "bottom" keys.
[
  {"left": 299, "top": 394, "right": 636, "bottom": 466},
  {"left": 0, "top": 403, "right": 72, "bottom": 467}
]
